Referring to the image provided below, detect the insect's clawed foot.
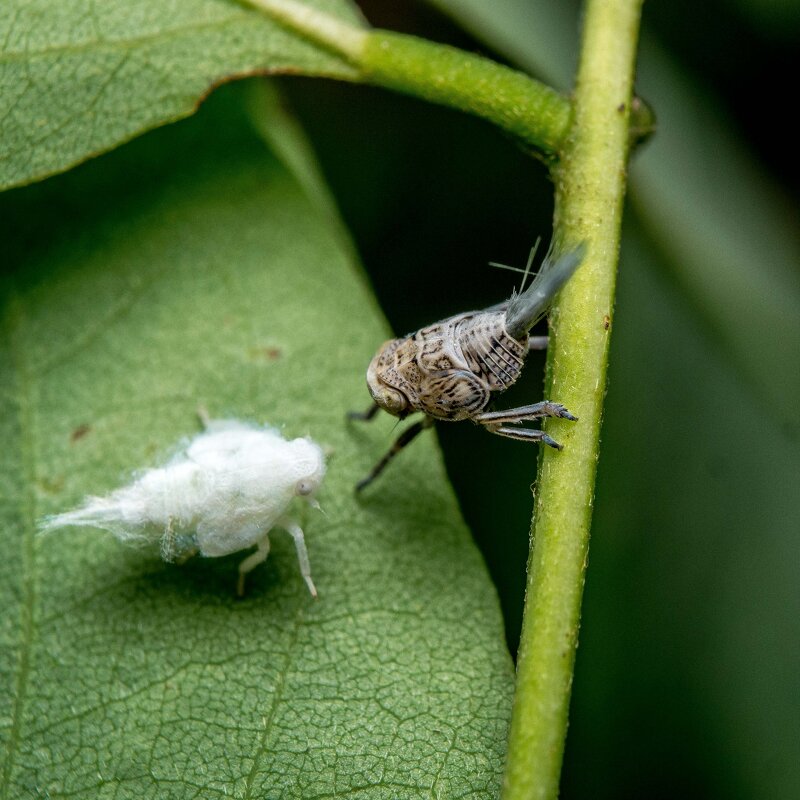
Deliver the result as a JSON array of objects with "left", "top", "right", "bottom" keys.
[
  {"left": 354, "top": 475, "right": 372, "bottom": 493},
  {"left": 541, "top": 433, "right": 564, "bottom": 450},
  {"left": 305, "top": 575, "right": 319, "bottom": 598},
  {"left": 552, "top": 405, "right": 577, "bottom": 422},
  {"left": 476, "top": 400, "right": 577, "bottom": 449},
  {"left": 487, "top": 425, "right": 565, "bottom": 448}
]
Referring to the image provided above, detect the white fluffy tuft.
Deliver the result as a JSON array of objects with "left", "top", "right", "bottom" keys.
[{"left": 41, "top": 419, "right": 327, "bottom": 594}]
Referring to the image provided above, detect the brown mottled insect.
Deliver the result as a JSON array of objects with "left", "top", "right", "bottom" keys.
[{"left": 350, "top": 243, "right": 586, "bottom": 490}]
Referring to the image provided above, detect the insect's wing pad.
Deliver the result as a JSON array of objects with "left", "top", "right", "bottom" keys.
[{"left": 504, "top": 243, "right": 587, "bottom": 339}]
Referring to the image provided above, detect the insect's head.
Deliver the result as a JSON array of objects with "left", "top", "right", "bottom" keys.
[{"left": 366, "top": 341, "right": 412, "bottom": 419}]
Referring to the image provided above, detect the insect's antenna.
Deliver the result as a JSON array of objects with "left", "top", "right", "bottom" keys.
[
  {"left": 488, "top": 261, "right": 529, "bottom": 276},
  {"left": 488, "top": 237, "right": 542, "bottom": 293},
  {"left": 520, "top": 237, "right": 542, "bottom": 293}
]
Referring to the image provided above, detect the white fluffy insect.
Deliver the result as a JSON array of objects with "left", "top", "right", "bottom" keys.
[{"left": 41, "top": 419, "right": 327, "bottom": 597}]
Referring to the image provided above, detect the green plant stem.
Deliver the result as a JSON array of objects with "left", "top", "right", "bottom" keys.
[
  {"left": 501, "top": 1, "right": 643, "bottom": 799},
  {"left": 360, "top": 32, "right": 570, "bottom": 155},
  {"left": 242, "top": 0, "right": 571, "bottom": 155}
]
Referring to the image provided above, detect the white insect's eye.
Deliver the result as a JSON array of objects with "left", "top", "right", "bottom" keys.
[{"left": 296, "top": 480, "right": 314, "bottom": 496}]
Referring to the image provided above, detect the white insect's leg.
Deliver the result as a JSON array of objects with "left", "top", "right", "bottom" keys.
[
  {"left": 196, "top": 405, "right": 212, "bottom": 428},
  {"left": 237, "top": 534, "right": 271, "bottom": 597},
  {"left": 278, "top": 517, "right": 317, "bottom": 598}
]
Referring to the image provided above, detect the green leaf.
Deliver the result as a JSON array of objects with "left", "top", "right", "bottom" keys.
[
  {"left": 0, "top": 83, "right": 513, "bottom": 799},
  {"left": 0, "top": 0, "right": 365, "bottom": 191}
]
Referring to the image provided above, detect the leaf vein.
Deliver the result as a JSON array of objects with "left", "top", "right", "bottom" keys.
[
  {"left": 0, "top": 48, "right": 130, "bottom": 166},
  {"left": 27, "top": 651, "right": 268, "bottom": 738},
  {"left": 0, "top": 13, "right": 261, "bottom": 63},
  {"left": 240, "top": 601, "right": 305, "bottom": 800}
]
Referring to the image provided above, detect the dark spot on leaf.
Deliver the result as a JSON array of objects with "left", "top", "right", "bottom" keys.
[
  {"left": 38, "top": 476, "right": 65, "bottom": 494},
  {"left": 248, "top": 345, "right": 282, "bottom": 362},
  {"left": 603, "top": 314, "right": 611, "bottom": 330},
  {"left": 617, "top": 102, "right": 626, "bottom": 112},
  {"left": 70, "top": 423, "right": 92, "bottom": 442}
]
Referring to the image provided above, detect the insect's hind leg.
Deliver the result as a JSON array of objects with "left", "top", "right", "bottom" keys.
[
  {"left": 483, "top": 425, "right": 564, "bottom": 450},
  {"left": 237, "top": 535, "right": 271, "bottom": 597},
  {"left": 475, "top": 401, "right": 577, "bottom": 451},
  {"left": 355, "top": 417, "right": 433, "bottom": 492},
  {"left": 474, "top": 401, "right": 577, "bottom": 426}
]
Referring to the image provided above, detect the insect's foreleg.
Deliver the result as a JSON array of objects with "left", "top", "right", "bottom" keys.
[
  {"left": 237, "top": 535, "right": 271, "bottom": 597},
  {"left": 484, "top": 425, "right": 564, "bottom": 450},
  {"left": 474, "top": 401, "right": 577, "bottom": 426},
  {"left": 347, "top": 403, "right": 381, "bottom": 422},
  {"left": 356, "top": 417, "right": 434, "bottom": 492}
]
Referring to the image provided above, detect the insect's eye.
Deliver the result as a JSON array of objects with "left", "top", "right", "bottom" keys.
[
  {"left": 296, "top": 480, "right": 314, "bottom": 496},
  {"left": 373, "top": 386, "right": 409, "bottom": 417}
]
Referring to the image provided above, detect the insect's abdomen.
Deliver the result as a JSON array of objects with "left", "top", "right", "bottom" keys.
[{"left": 454, "top": 312, "right": 526, "bottom": 392}]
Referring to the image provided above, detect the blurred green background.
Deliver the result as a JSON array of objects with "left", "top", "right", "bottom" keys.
[{"left": 275, "top": 1, "right": 800, "bottom": 798}]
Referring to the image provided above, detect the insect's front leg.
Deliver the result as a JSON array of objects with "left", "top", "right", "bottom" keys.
[
  {"left": 347, "top": 403, "right": 380, "bottom": 422},
  {"left": 356, "top": 416, "right": 434, "bottom": 492},
  {"left": 474, "top": 401, "right": 577, "bottom": 450}
]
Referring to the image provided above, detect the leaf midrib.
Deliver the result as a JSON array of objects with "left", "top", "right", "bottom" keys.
[{"left": 240, "top": 603, "right": 305, "bottom": 800}]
